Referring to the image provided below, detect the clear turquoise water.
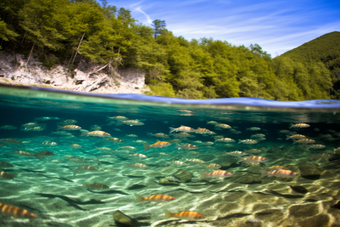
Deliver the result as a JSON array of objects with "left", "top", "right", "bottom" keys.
[{"left": 0, "top": 85, "right": 340, "bottom": 227}]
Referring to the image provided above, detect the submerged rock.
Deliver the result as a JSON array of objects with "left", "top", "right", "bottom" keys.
[
  {"left": 298, "top": 164, "right": 321, "bottom": 178},
  {"left": 288, "top": 203, "right": 319, "bottom": 218},
  {"left": 113, "top": 210, "right": 138, "bottom": 227},
  {"left": 173, "top": 169, "right": 192, "bottom": 183},
  {"left": 290, "top": 185, "right": 308, "bottom": 193},
  {"left": 159, "top": 178, "right": 179, "bottom": 185}
]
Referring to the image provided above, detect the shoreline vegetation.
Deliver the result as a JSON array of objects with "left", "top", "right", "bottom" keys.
[{"left": 0, "top": 0, "right": 339, "bottom": 100}]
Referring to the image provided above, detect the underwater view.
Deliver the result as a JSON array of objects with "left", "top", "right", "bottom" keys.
[{"left": 1, "top": 85, "right": 340, "bottom": 227}]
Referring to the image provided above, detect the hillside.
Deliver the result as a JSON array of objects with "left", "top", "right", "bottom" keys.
[{"left": 279, "top": 32, "right": 340, "bottom": 98}]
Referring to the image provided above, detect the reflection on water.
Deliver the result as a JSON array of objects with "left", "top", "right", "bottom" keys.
[{"left": 0, "top": 85, "right": 340, "bottom": 227}]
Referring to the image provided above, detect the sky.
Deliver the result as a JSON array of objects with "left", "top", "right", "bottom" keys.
[{"left": 107, "top": 0, "right": 340, "bottom": 57}]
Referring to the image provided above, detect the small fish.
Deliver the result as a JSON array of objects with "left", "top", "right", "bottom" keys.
[
  {"left": 125, "top": 163, "right": 148, "bottom": 168},
  {"left": 187, "top": 151, "right": 200, "bottom": 155},
  {"left": 224, "top": 151, "right": 248, "bottom": 157},
  {"left": 0, "top": 202, "right": 37, "bottom": 218},
  {"left": 35, "top": 116, "right": 59, "bottom": 121},
  {"left": 172, "top": 132, "right": 194, "bottom": 138},
  {"left": 158, "top": 152, "right": 169, "bottom": 156},
  {"left": 214, "top": 123, "right": 231, "bottom": 129},
  {"left": 215, "top": 138, "right": 235, "bottom": 143},
  {"left": 293, "top": 138, "right": 315, "bottom": 144},
  {"left": 0, "top": 161, "right": 13, "bottom": 168},
  {"left": 70, "top": 144, "right": 82, "bottom": 149},
  {"left": 201, "top": 141, "right": 214, "bottom": 146},
  {"left": 186, "top": 158, "right": 205, "bottom": 163},
  {"left": 135, "top": 194, "right": 176, "bottom": 203},
  {"left": 97, "top": 147, "right": 112, "bottom": 151},
  {"left": 143, "top": 141, "right": 171, "bottom": 151},
  {"left": 246, "top": 127, "right": 261, "bottom": 131},
  {"left": 165, "top": 176, "right": 180, "bottom": 182},
  {"left": 176, "top": 143, "right": 198, "bottom": 150},
  {"left": 148, "top": 132, "right": 170, "bottom": 138},
  {"left": 0, "top": 138, "right": 23, "bottom": 145},
  {"left": 122, "top": 120, "right": 144, "bottom": 126},
  {"left": 307, "top": 144, "right": 325, "bottom": 150},
  {"left": 169, "top": 126, "right": 196, "bottom": 133},
  {"left": 267, "top": 166, "right": 288, "bottom": 170},
  {"left": 171, "top": 160, "right": 186, "bottom": 166},
  {"left": 238, "top": 139, "right": 258, "bottom": 144},
  {"left": 83, "top": 182, "right": 109, "bottom": 189},
  {"left": 164, "top": 210, "right": 205, "bottom": 220},
  {"left": 129, "top": 153, "right": 147, "bottom": 158},
  {"left": 104, "top": 137, "right": 124, "bottom": 143},
  {"left": 120, "top": 146, "right": 137, "bottom": 150},
  {"left": 83, "top": 130, "right": 111, "bottom": 137},
  {"left": 0, "top": 125, "right": 17, "bottom": 130},
  {"left": 108, "top": 116, "right": 128, "bottom": 120},
  {"left": 245, "top": 149, "right": 263, "bottom": 154},
  {"left": 238, "top": 156, "right": 268, "bottom": 163},
  {"left": 195, "top": 128, "right": 215, "bottom": 135},
  {"left": 60, "top": 119, "right": 78, "bottom": 125},
  {"left": 13, "top": 150, "right": 34, "bottom": 157},
  {"left": 286, "top": 134, "right": 306, "bottom": 140},
  {"left": 90, "top": 125, "right": 102, "bottom": 131},
  {"left": 42, "top": 141, "right": 57, "bottom": 146},
  {"left": 251, "top": 133, "right": 266, "bottom": 138},
  {"left": 133, "top": 140, "right": 147, "bottom": 143},
  {"left": 52, "top": 131, "right": 74, "bottom": 136},
  {"left": 199, "top": 170, "right": 233, "bottom": 179},
  {"left": 1, "top": 171, "right": 14, "bottom": 179},
  {"left": 34, "top": 151, "right": 55, "bottom": 159},
  {"left": 73, "top": 165, "right": 98, "bottom": 175},
  {"left": 311, "top": 153, "right": 332, "bottom": 159},
  {"left": 207, "top": 121, "right": 218, "bottom": 125},
  {"left": 205, "top": 163, "right": 221, "bottom": 170},
  {"left": 279, "top": 130, "right": 292, "bottom": 134},
  {"left": 290, "top": 123, "right": 310, "bottom": 129},
  {"left": 261, "top": 169, "right": 299, "bottom": 178},
  {"left": 57, "top": 125, "right": 81, "bottom": 131},
  {"left": 126, "top": 134, "right": 138, "bottom": 137}
]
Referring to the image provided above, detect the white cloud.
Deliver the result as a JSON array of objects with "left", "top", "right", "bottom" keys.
[{"left": 134, "top": 6, "right": 153, "bottom": 24}]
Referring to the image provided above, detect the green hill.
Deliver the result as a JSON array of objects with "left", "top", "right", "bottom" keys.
[{"left": 279, "top": 32, "right": 340, "bottom": 98}]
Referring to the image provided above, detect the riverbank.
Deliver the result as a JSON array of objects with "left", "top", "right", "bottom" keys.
[{"left": 0, "top": 51, "right": 150, "bottom": 94}]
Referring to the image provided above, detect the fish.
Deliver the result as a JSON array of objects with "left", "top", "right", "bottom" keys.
[
  {"left": 158, "top": 152, "right": 169, "bottom": 156},
  {"left": 207, "top": 121, "right": 218, "bottom": 125},
  {"left": 143, "top": 141, "right": 171, "bottom": 151},
  {"left": 214, "top": 123, "right": 232, "bottom": 129},
  {"left": 42, "top": 141, "right": 57, "bottom": 146},
  {"left": 251, "top": 133, "right": 266, "bottom": 138},
  {"left": 171, "top": 160, "right": 186, "bottom": 166},
  {"left": 57, "top": 125, "right": 81, "bottom": 131},
  {"left": 199, "top": 170, "right": 233, "bottom": 179},
  {"left": 148, "top": 132, "right": 170, "bottom": 138},
  {"left": 238, "top": 139, "right": 258, "bottom": 144},
  {"left": 311, "top": 153, "right": 332, "bottom": 159},
  {"left": 201, "top": 141, "right": 214, "bottom": 146},
  {"left": 164, "top": 210, "right": 205, "bottom": 220},
  {"left": 0, "top": 138, "right": 23, "bottom": 145},
  {"left": 83, "top": 130, "right": 111, "bottom": 137},
  {"left": 279, "top": 130, "right": 293, "bottom": 134},
  {"left": 133, "top": 140, "right": 147, "bottom": 143},
  {"left": 195, "top": 128, "right": 215, "bottom": 135},
  {"left": 205, "top": 163, "right": 221, "bottom": 170},
  {"left": 97, "top": 147, "right": 112, "bottom": 151},
  {"left": 90, "top": 125, "right": 102, "bottom": 131},
  {"left": 215, "top": 137, "right": 235, "bottom": 143},
  {"left": 169, "top": 126, "right": 196, "bottom": 133},
  {"left": 290, "top": 123, "right": 310, "bottom": 128},
  {"left": 135, "top": 194, "right": 176, "bottom": 203},
  {"left": 52, "top": 131, "right": 74, "bottom": 136},
  {"left": 108, "top": 116, "right": 128, "bottom": 120},
  {"left": 35, "top": 116, "right": 59, "bottom": 121},
  {"left": 286, "top": 134, "right": 306, "bottom": 140},
  {"left": 13, "top": 150, "right": 34, "bottom": 157},
  {"left": 238, "top": 156, "right": 268, "bottom": 163},
  {"left": 1, "top": 171, "right": 14, "bottom": 179},
  {"left": 70, "top": 144, "right": 82, "bottom": 149},
  {"left": 122, "top": 120, "right": 144, "bottom": 126},
  {"left": 0, "top": 202, "right": 37, "bottom": 218},
  {"left": 293, "top": 138, "right": 315, "bottom": 144},
  {"left": 245, "top": 149, "right": 263, "bottom": 154},
  {"left": 176, "top": 143, "right": 198, "bottom": 150},
  {"left": 0, "top": 125, "right": 17, "bottom": 130},
  {"left": 172, "top": 132, "right": 194, "bottom": 138},
  {"left": 224, "top": 151, "right": 248, "bottom": 157},
  {"left": 34, "top": 151, "right": 55, "bottom": 159},
  {"left": 120, "top": 146, "right": 137, "bottom": 150},
  {"left": 261, "top": 169, "right": 299, "bottom": 178},
  {"left": 0, "top": 161, "right": 13, "bottom": 168},
  {"left": 60, "top": 119, "right": 78, "bottom": 125},
  {"left": 307, "top": 144, "right": 325, "bottom": 150},
  {"left": 186, "top": 158, "right": 205, "bottom": 164},
  {"left": 73, "top": 165, "right": 98, "bottom": 175},
  {"left": 246, "top": 127, "right": 261, "bottom": 131},
  {"left": 129, "top": 153, "right": 147, "bottom": 158},
  {"left": 104, "top": 137, "right": 124, "bottom": 143},
  {"left": 126, "top": 134, "right": 138, "bottom": 137},
  {"left": 124, "top": 163, "right": 148, "bottom": 168},
  {"left": 83, "top": 182, "right": 109, "bottom": 189},
  {"left": 187, "top": 151, "right": 200, "bottom": 155},
  {"left": 267, "top": 166, "right": 288, "bottom": 170}
]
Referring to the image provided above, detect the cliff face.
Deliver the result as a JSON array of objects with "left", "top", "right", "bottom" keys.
[{"left": 0, "top": 51, "right": 150, "bottom": 94}]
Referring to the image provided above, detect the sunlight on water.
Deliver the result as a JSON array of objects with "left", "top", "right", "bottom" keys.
[{"left": 0, "top": 85, "right": 340, "bottom": 227}]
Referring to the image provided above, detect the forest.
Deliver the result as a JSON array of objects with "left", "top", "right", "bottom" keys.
[{"left": 0, "top": 0, "right": 338, "bottom": 100}]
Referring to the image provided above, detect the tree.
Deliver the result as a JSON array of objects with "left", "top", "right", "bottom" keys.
[{"left": 151, "top": 19, "right": 166, "bottom": 38}]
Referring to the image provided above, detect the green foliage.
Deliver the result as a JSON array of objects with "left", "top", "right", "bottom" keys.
[{"left": 0, "top": 0, "right": 336, "bottom": 100}]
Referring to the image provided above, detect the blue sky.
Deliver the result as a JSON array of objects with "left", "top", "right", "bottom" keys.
[{"left": 107, "top": 0, "right": 340, "bottom": 57}]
